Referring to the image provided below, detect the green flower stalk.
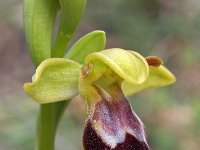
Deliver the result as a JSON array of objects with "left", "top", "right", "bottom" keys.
[{"left": 23, "top": 0, "right": 87, "bottom": 149}]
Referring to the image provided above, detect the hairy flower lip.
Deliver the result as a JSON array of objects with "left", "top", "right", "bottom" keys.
[
  {"left": 83, "top": 85, "right": 150, "bottom": 150},
  {"left": 83, "top": 121, "right": 150, "bottom": 150}
]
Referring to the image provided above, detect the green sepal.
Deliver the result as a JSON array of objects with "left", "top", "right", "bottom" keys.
[
  {"left": 52, "top": 0, "right": 87, "bottom": 57},
  {"left": 122, "top": 65, "right": 176, "bottom": 96},
  {"left": 85, "top": 48, "right": 149, "bottom": 85},
  {"left": 65, "top": 30, "right": 106, "bottom": 64},
  {"left": 24, "top": 0, "right": 59, "bottom": 66},
  {"left": 24, "top": 58, "right": 81, "bottom": 104}
]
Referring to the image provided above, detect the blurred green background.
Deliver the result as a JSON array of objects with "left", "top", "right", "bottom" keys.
[{"left": 0, "top": 0, "right": 200, "bottom": 150}]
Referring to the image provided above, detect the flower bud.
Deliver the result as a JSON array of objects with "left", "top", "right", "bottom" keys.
[{"left": 83, "top": 86, "right": 150, "bottom": 150}]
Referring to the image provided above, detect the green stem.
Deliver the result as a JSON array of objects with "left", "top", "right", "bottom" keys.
[
  {"left": 51, "top": 32, "right": 72, "bottom": 58},
  {"left": 36, "top": 101, "right": 70, "bottom": 150}
]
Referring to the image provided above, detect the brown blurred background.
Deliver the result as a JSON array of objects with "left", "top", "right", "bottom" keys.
[{"left": 0, "top": 0, "right": 200, "bottom": 150}]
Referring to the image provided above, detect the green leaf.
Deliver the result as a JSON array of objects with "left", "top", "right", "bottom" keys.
[
  {"left": 65, "top": 30, "right": 106, "bottom": 64},
  {"left": 122, "top": 65, "right": 176, "bottom": 96},
  {"left": 24, "top": 0, "right": 59, "bottom": 66},
  {"left": 51, "top": 0, "right": 87, "bottom": 57},
  {"left": 85, "top": 48, "right": 149, "bottom": 84},
  {"left": 24, "top": 58, "right": 81, "bottom": 103}
]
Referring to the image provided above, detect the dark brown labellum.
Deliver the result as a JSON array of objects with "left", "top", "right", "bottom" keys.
[{"left": 83, "top": 88, "right": 150, "bottom": 150}]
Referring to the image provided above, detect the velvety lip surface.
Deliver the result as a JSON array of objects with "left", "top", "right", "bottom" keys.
[{"left": 83, "top": 90, "right": 150, "bottom": 150}]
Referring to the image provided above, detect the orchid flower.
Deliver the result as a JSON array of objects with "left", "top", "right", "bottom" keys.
[{"left": 24, "top": 31, "right": 175, "bottom": 150}]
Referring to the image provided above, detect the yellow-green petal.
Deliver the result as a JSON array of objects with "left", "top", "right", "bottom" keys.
[
  {"left": 122, "top": 65, "right": 176, "bottom": 96},
  {"left": 85, "top": 48, "right": 149, "bottom": 85},
  {"left": 24, "top": 58, "right": 81, "bottom": 104},
  {"left": 65, "top": 30, "right": 106, "bottom": 64}
]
